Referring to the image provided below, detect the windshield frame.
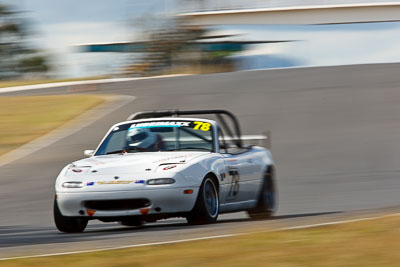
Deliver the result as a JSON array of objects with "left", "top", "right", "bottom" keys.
[{"left": 93, "top": 118, "right": 218, "bottom": 156}]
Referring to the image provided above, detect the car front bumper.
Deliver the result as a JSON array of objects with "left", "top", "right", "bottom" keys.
[{"left": 56, "top": 186, "right": 199, "bottom": 217}]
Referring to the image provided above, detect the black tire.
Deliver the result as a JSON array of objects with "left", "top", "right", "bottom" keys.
[
  {"left": 247, "top": 166, "right": 277, "bottom": 219},
  {"left": 54, "top": 197, "right": 88, "bottom": 233},
  {"left": 186, "top": 175, "right": 219, "bottom": 225},
  {"left": 119, "top": 217, "right": 143, "bottom": 227}
]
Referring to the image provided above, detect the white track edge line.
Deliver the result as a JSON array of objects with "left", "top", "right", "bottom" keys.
[
  {"left": 277, "top": 213, "right": 399, "bottom": 231},
  {"left": 0, "top": 63, "right": 395, "bottom": 94},
  {"left": 1, "top": 212, "right": 399, "bottom": 261},
  {"left": 0, "top": 234, "right": 237, "bottom": 261},
  {"left": 0, "top": 74, "right": 190, "bottom": 94}
]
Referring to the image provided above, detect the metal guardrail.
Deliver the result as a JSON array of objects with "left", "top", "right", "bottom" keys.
[{"left": 180, "top": 0, "right": 400, "bottom": 13}]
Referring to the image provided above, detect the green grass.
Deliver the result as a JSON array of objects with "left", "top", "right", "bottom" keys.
[
  {"left": 0, "top": 76, "right": 109, "bottom": 88},
  {"left": 0, "top": 95, "right": 104, "bottom": 156},
  {"left": 2, "top": 214, "right": 400, "bottom": 266}
]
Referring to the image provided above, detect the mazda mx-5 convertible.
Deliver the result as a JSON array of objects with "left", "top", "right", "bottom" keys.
[{"left": 54, "top": 110, "right": 276, "bottom": 233}]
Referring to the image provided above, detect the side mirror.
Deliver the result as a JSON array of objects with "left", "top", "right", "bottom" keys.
[{"left": 84, "top": 150, "right": 95, "bottom": 157}]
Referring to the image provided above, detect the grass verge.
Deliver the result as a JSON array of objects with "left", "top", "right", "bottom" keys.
[
  {"left": 2, "top": 214, "right": 400, "bottom": 266},
  {"left": 0, "top": 95, "right": 104, "bottom": 156}
]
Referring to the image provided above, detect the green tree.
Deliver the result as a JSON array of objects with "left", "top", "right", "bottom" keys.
[
  {"left": 0, "top": 3, "right": 49, "bottom": 79},
  {"left": 132, "top": 16, "right": 204, "bottom": 74}
]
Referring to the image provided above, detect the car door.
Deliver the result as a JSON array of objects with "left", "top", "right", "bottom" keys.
[
  {"left": 221, "top": 149, "right": 257, "bottom": 204},
  {"left": 238, "top": 149, "right": 264, "bottom": 201},
  {"left": 217, "top": 126, "right": 262, "bottom": 208},
  {"left": 221, "top": 153, "right": 241, "bottom": 203}
]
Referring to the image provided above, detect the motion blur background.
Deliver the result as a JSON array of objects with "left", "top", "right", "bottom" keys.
[
  {"left": 2, "top": 1, "right": 400, "bottom": 263},
  {"left": 1, "top": 0, "right": 400, "bottom": 79}
]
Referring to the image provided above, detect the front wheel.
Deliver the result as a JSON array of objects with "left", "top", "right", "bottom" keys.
[
  {"left": 186, "top": 175, "right": 219, "bottom": 225},
  {"left": 54, "top": 197, "right": 88, "bottom": 233},
  {"left": 247, "top": 166, "right": 277, "bottom": 219}
]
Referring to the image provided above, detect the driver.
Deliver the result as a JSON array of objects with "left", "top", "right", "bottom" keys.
[{"left": 127, "top": 128, "right": 165, "bottom": 151}]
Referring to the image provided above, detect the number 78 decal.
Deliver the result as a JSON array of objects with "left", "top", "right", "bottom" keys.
[
  {"left": 193, "top": 121, "right": 211, "bottom": 131},
  {"left": 227, "top": 169, "right": 240, "bottom": 199}
]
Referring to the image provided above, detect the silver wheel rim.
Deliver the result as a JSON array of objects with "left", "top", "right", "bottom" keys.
[{"left": 204, "top": 179, "right": 219, "bottom": 217}]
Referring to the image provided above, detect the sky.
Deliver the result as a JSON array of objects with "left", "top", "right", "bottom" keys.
[
  {"left": 2, "top": 0, "right": 400, "bottom": 77},
  {"left": 220, "top": 22, "right": 400, "bottom": 68}
]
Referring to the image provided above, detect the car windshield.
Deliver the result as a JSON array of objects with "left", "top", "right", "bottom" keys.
[{"left": 95, "top": 120, "right": 214, "bottom": 155}]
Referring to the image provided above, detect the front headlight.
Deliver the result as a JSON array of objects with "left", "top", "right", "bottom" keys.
[
  {"left": 62, "top": 181, "right": 85, "bottom": 188},
  {"left": 147, "top": 178, "right": 175, "bottom": 185}
]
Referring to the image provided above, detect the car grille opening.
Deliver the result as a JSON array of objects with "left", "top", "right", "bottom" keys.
[{"left": 83, "top": 199, "right": 151, "bottom": 211}]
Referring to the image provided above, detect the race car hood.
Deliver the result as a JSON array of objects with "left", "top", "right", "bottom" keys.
[{"left": 66, "top": 151, "right": 208, "bottom": 175}]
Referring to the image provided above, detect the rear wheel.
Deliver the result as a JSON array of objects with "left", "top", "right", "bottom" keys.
[
  {"left": 186, "top": 175, "right": 219, "bottom": 225},
  {"left": 54, "top": 197, "right": 88, "bottom": 233},
  {"left": 247, "top": 166, "right": 277, "bottom": 219}
]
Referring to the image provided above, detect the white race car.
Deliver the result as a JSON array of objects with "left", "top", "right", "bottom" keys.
[{"left": 54, "top": 110, "right": 276, "bottom": 233}]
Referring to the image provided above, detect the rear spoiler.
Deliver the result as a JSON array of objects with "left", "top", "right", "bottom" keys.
[
  {"left": 223, "top": 132, "right": 271, "bottom": 149},
  {"left": 224, "top": 135, "right": 266, "bottom": 141}
]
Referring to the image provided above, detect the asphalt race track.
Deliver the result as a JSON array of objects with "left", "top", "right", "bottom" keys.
[{"left": 1, "top": 63, "right": 400, "bottom": 258}]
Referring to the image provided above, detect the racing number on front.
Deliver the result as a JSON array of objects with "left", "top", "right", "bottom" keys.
[{"left": 193, "top": 121, "right": 211, "bottom": 131}]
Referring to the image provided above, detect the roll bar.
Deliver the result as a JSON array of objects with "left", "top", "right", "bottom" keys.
[{"left": 127, "top": 109, "right": 243, "bottom": 147}]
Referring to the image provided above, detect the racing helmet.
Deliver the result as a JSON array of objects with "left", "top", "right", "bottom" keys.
[{"left": 127, "top": 128, "right": 158, "bottom": 150}]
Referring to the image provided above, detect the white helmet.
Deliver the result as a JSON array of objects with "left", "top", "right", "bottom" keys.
[{"left": 127, "top": 128, "right": 157, "bottom": 150}]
